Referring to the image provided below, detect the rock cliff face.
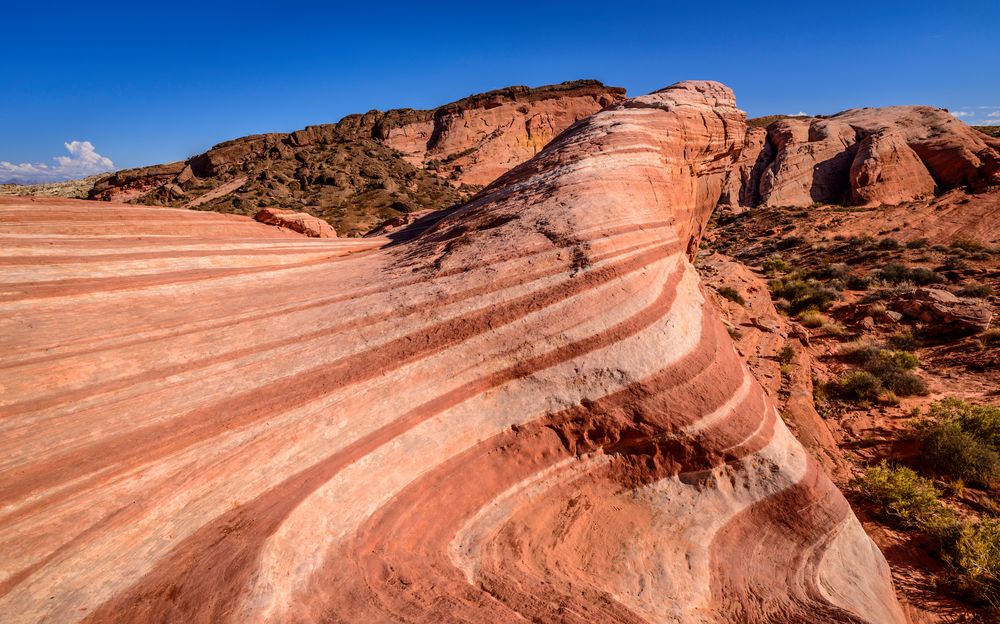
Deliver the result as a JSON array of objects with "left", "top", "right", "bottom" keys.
[
  {"left": 721, "top": 106, "right": 1000, "bottom": 210},
  {"left": 90, "top": 80, "right": 626, "bottom": 235},
  {"left": 1, "top": 82, "right": 903, "bottom": 624}
]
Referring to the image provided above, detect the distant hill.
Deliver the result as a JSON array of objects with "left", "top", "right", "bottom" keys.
[
  {"left": 0, "top": 174, "right": 111, "bottom": 199},
  {"left": 90, "top": 80, "right": 626, "bottom": 235}
]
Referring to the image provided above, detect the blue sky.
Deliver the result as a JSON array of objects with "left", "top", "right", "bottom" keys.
[{"left": 1, "top": 0, "right": 998, "bottom": 182}]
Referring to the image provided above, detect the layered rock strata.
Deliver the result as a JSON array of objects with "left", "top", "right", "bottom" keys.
[{"left": 0, "top": 82, "right": 903, "bottom": 623}]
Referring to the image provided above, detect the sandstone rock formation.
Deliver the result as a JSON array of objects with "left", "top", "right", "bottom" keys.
[
  {"left": 89, "top": 81, "right": 626, "bottom": 235},
  {"left": 1, "top": 82, "right": 903, "bottom": 624},
  {"left": 697, "top": 252, "right": 849, "bottom": 480},
  {"left": 254, "top": 207, "right": 337, "bottom": 238},
  {"left": 891, "top": 287, "right": 994, "bottom": 335},
  {"left": 721, "top": 107, "right": 1000, "bottom": 210}
]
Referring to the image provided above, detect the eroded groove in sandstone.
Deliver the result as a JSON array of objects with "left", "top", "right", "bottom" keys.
[{"left": 0, "top": 82, "right": 904, "bottom": 624}]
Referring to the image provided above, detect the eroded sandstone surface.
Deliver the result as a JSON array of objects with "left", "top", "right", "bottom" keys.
[
  {"left": 722, "top": 107, "right": 1000, "bottom": 210},
  {"left": 0, "top": 82, "right": 903, "bottom": 623}
]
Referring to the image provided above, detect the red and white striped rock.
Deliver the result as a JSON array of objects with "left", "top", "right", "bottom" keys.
[{"left": 0, "top": 82, "right": 904, "bottom": 624}]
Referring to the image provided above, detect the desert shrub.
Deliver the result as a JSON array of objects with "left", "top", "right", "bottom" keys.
[
  {"left": 862, "top": 349, "right": 926, "bottom": 396},
  {"left": 863, "top": 349, "right": 919, "bottom": 375},
  {"left": 822, "top": 320, "right": 849, "bottom": 337},
  {"left": 932, "top": 244, "right": 951, "bottom": 252},
  {"left": 874, "top": 263, "right": 945, "bottom": 285},
  {"left": 833, "top": 370, "right": 883, "bottom": 404},
  {"left": 840, "top": 341, "right": 883, "bottom": 365},
  {"left": 769, "top": 277, "right": 839, "bottom": 314},
  {"left": 846, "top": 235, "right": 875, "bottom": 247},
  {"left": 798, "top": 310, "right": 826, "bottom": 328},
  {"left": 846, "top": 274, "right": 871, "bottom": 290},
  {"left": 776, "top": 235, "right": 805, "bottom": 250},
  {"left": 951, "top": 238, "right": 986, "bottom": 253},
  {"left": 930, "top": 398, "right": 1000, "bottom": 449},
  {"left": 877, "top": 237, "right": 901, "bottom": 250},
  {"left": 919, "top": 421, "right": 1000, "bottom": 487},
  {"left": 935, "top": 517, "right": 1000, "bottom": 609},
  {"left": 875, "top": 262, "right": 911, "bottom": 284},
  {"left": 807, "top": 262, "right": 851, "bottom": 280},
  {"left": 971, "top": 251, "right": 992, "bottom": 261},
  {"left": 851, "top": 462, "right": 946, "bottom": 528},
  {"left": 941, "top": 256, "right": 968, "bottom": 271},
  {"left": 906, "top": 238, "right": 930, "bottom": 249},
  {"left": 909, "top": 267, "right": 947, "bottom": 285},
  {"left": 887, "top": 329, "right": 919, "bottom": 351},
  {"left": 882, "top": 371, "right": 928, "bottom": 396},
  {"left": 762, "top": 255, "right": 790, "bottom": 275},
  {"left": 958, "top": 283, "right": 994, "bottom": 298},
  {"left": 716, "top": 286, "right": 745, "bottom": 305},
  {"left": 778, "top": 344, "right": 795, "bottom": 364},
  {"left": 982, "top": 329, "right": 1000, "bottom": 347},
  {"left": 835, "top": 346, "right": 927, "bottom": 400}
]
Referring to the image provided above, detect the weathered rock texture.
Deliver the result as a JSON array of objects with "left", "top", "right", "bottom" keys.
[
  {"left": 722, "top": 107, "right": 1000, "bottom": 210},
  {"left": 254, "top": 207, "right": 337, "bottom": 238},
  {"left": 89, "top": 80, "right": 626, "bottom": 235},
  {"left": 1, "top": 82, "right": 903, "bottom": 624},
  {"left": 891, "top": 287, "right": 994, "bottom": 336}
]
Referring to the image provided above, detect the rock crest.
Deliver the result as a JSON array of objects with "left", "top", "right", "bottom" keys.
[{"left": 1, "top": 82, "right": 903, "bottom": 624}]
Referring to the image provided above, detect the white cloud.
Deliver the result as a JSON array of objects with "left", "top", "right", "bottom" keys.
[
  {"left": 951, "top": 111, "right": 974, "bottom": 118},
  {"left": 790, "top": 111, "right": 809, "bottom": 117},
  {"left": 988, "top": 111, "right": 1000, "bottom": 118},
  {"left": 0, "top": 141, "right": 115, "bottom": 185}
]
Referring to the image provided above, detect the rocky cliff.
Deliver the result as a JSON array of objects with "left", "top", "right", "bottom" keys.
[
  {"left": 90, "top": 80, "right": 626, "bottom": 235},
  {"left": 0, "top": 81, "right": 903, "bottom": 624},
  {"left": 721, "top": 107, "right": 1000, "bottom": 210}
]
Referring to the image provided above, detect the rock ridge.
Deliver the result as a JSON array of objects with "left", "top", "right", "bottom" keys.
[{"left": 1, "top": 81, "right": 903, "bottom": 623}]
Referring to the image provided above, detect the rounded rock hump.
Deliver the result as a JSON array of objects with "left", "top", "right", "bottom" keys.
[
  {"left": 722, "top": 103, "right": 1000, "bottom": 210},
  {"left": 1, "top": 82, "right": 904, "bottom": 624}
]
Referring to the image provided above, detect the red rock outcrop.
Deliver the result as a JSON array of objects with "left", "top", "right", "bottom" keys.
[
  {"left": 254, "top": 207, "right": 337, "bottom": 238},
  {"left": 88, "top": 81, "right": 626, "bottom": 235},
  {"left": 722, "top": 107, "right": 1000, "bottom": 210},
  {"left": 849, "top": 128, "right": 937, "bottom": 205},
  {"left": 0, "top": 82, "right": 903, "bottom": 624}
]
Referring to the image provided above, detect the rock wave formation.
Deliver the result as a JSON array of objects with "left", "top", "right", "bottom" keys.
[
  {"left": 89, "top": 80, "right": 626, "bottom": 235},
  {"left": 721, "top": 106, "right": 1000, "bottom": 210},
  {"left": 1, "top": 82, "right": 904, "bottom": 623}
]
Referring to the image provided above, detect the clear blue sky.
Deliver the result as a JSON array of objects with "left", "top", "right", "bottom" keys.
[{"left": 1, "top": 0, "right": 998, "bottom": 181}]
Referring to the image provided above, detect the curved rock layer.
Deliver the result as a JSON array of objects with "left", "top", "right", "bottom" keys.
[
  {"left": 723, "top": 106, "right": 1000, "bottom": 210},
  {"left": 0, "top": 82, "right": 904, "bottom": 624}
]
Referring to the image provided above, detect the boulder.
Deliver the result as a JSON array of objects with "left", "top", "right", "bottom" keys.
[
  {"left": 254, "top": 207, "right": 337, "bottom": 238},
  {"left": 892, "top": 287, "right": 993, "bottom": 335}
]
